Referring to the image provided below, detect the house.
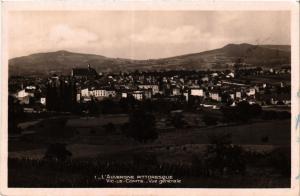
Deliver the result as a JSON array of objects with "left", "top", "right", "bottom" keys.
[
  {"left": 226, "top": 72, "right": 235, "bottom": 78},
  {"left": 246, "top": 88, "right": 256, "bottom": 96},
  {"left": 138, "top": 84, "right": 159, "bottom": 95},
  {"left": 143, "top": 89, "right": 152, "bottom": 99},
  {"left": 209, "top": 91, "right": 221, "bottom": 101},
  {"left": 191, "top": 89, "right": 204, "bottom": 97},
  {"left": 183, "top": 92, "right": 189, "bottom": 102},
  {"left": 106, "top": 89, "right": 116, "bottom": 97},
  {"left": 211, "top": 72, "right": 218, "bottom": 77},
  {"left": 132, "top": 91, "right": 143, "bottom": 100},
  {"left": 81, "top": 88, "right": 90, "bottom": 97},
  {"left": 91, "top": 89, "right": 107, "bottom": 97},
  {"left": 236, "top": 91, "right": 242, "bottom": 99},
  {"left": 40, "top": 97, "right": 46, "bottom": 105},
  {"left": 16, "top": 89, "right": 29, "bottom": 98},
  {"left": 25, "top": 85, "right": 36, "bottom": 90},
  {"left": 172, "top": 87, "right": 181, "bottom": 96},
  {"left": 201, "top": 76, "right": 209, "bottom": 82},
  {"left": 76, "top": 93, "right": 81, "bottom": 102},
  {"left": 229, "top": 93, "right": 235, "bottom": 100},
  {"left": 121, "top": 92, "right": 128, "bottom": 98}
]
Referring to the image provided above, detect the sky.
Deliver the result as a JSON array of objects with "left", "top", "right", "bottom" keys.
[{"left": 8, "top": 11, "right": 290, "bottom": 59}]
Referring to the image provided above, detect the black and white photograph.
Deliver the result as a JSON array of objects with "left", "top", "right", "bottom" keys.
[{"left": 1, "top": 1, "right": 299, "bottom": 195}]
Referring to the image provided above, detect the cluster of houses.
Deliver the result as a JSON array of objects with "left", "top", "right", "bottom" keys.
[{"left": 9, "top": 64, "right": 291, "bottom": 112}]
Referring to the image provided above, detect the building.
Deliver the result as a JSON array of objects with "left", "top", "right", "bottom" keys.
[
  {"left": 236, "top": 91, "right": 242, "bottom": 99},
  {"left": 246, "top": 88, "right": 256, "bottom": 96},
  {"left": 121, "top": 92, "right": 128, "bottom": 98},
  {"left": 132, "top": 91, "right": 143, "bottom": 100},
  {"left": 91, "top": 89, "right": 107, "bottom": 98},
  {"left": 138, "top": 84, "right": 159, "bottom": 95},
  {"left": 191, "top": 89, "right": 204, "bottom": 97},
  {"left": 143, "top": 89, "right": 152, "bottom": 99},
  {"left": 71, "top": 64, "right": 98, "bottom": 80},
  {"left": 172, "top": 87, "right": 181, "bottom": 96},
  {"left": 40, "top": 97, "right": 46, "bottom": 105},
  {"left": 106, "top": 89, "right": 116, "bottom": 98},
  {"left": 16, "top": 89, "right": 28, "bottom": 98},
  {"left": 209, "top": 91, "right": 221, "bottom": 101},
  {"left": 81, "top": 88, "right": 90, "bottom": 97}
]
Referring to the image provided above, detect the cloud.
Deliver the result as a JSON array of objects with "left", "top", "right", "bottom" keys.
[
  {"left": 48, "top": 24, "right": 98, "bottom": 49},
  {"left": 130, "top": 25, "right": 203, "bottom": 45}
]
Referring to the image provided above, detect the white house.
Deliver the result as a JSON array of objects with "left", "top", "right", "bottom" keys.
[
  {"left": 138, "top": 84, "right": 159, "bottom": 95},
  {"left": 106, "top": 90, "right": 116, "bottom": 97},
  {"left": 81, "top": 88, "right": 90, "bottom": 97},
  {"left": 209, "top": 92, "right": 221, "bottom": 101},
  {"left": 16, "top": 89, "right": 29, "bottom": 98},
  {"left": 76, "top": 93, "right": 81, "bottom": 102},
  {"left": 246, "top": 88, "right": 256, "bottom": 96},
  {"left": 172, "top": 88, "right": 181, "bottom": 96},
  {"left": 191, "top": 89, "right": 204, "bottom": 97},
  {"left": 92, "top": 89, "right": 107, "bottom": 97},
  {"left": 132, "top": 91, "right": 143, "bottom": 100},
  {"left": 25, "top": 85, "right": 36, "bottom": 90},
  {"left": 40, "top": 97, "right": 46, "bottom": 105},
  {"left": 183, "top": 92, "right": 189, "bottom": 102},
  {"left": 226, "top": 72, "right": 235, "bottom": 78},
  {"left": 236, "top": 91, "right": 242, "bottom": 99}
]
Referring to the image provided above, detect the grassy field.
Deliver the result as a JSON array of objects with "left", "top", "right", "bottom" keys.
[
  {"left": 8, "top": 115, "right": 291, "bottom": 188},
  {"left": 9, "top": 118, "right": 290, "bottom": 160}
]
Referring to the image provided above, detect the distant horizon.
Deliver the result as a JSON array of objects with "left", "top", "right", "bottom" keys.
[
  {"left": 9, "top": 42, "right": 291, "bottom": 61},
  {"left": 8, "top": 11, "right": 290, "bottom": 59}
]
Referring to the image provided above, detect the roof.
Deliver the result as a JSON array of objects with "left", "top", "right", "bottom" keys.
[{"left": 72, "top": 67, "right": 98, "bottom": 77}]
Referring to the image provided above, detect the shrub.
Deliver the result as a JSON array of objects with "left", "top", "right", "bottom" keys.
[
  {"left": 122, "top": 110, "right": 158, "bottom": 143},
  {"left": 267, "top": 147, "right": 290, "bottom": 177},
  {"left": 202, "top": 133, "right": 246, "bottom": 176},
  {"left": 44, "top": 143, "right": 72, "bottom": 161},
  {"left": 202, "top": 115, "right": 218, "bottom": 126}
]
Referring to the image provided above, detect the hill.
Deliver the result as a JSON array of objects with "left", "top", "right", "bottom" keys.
[{"left": 9, "top": 43, "right": 290, "bottom": 75}]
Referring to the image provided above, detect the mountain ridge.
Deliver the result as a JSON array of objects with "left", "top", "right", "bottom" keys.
[{"left": 9, "top": 43, "right": 291, "bottom": 76}]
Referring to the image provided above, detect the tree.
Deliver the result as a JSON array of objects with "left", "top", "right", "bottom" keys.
[
  {"left": 87, "top": 98, "right": 99, "bottom": 116},
  {"left": 221, "top": 93, "right": 233, "bottom": 106},
  {"left": 236, "top": 101, "right": 252, "bottom": 122},
  {"left": 44, "top": 143, "right": 72, "bottom": 161},
  {"left": 119, "top": 95, "right": 137, "bottom": 113},
  {"left": 202, "top": 115, "right": 218, "bottom": 126},
  {"left": 249, "top": 103, "right": 262, "bottom": 117},
  {"left": 267, "top": 147, "right": 290, "bottom": 177},
  {"left": 170, "top": 112, "right": 186, "bottom": 128},
  {"left": 202, "top": 133, "right": 246, "bottom": 176},
  {"left": 103, "top": 123, "right": 116, "bottom": 133},
  {"left": 123, "top": 110, "right": 158, "bottom": 143},
  {"left": 8, "top": 95, "right": 24, "bottom": 134}
]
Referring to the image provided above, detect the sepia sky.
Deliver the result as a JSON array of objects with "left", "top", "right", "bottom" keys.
[{"left": 8, "top": 11, "right": 290, "bottom": 59}]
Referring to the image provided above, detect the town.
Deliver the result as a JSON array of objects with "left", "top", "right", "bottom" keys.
[
  {"left": 9, "top": 64, "right": 291, "bottom": 115},
  {"left": 8, "top": 63, "right": 291, "bottom": 188}
]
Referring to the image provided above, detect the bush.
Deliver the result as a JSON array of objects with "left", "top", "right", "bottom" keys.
[
  {"left": 103, "top": 123, "right": 116, "bottom": 133},
  {"left": 202, "top": 133, "right": 246, "bottom": 176},
  {"left": 122, "top": 110, "right": 158, "bottom": 143},
  {"left": 221, "top": 102, "right": 262, "bottom": 123},
  {"left": 267, "top": 147, "right": 290, "bottom": 177},
  {"left": 202, "top": 115, "right": 218, "bottom": 126},
  {"left": 44, "top": 143, "right": 72, "bottom": 161}
]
